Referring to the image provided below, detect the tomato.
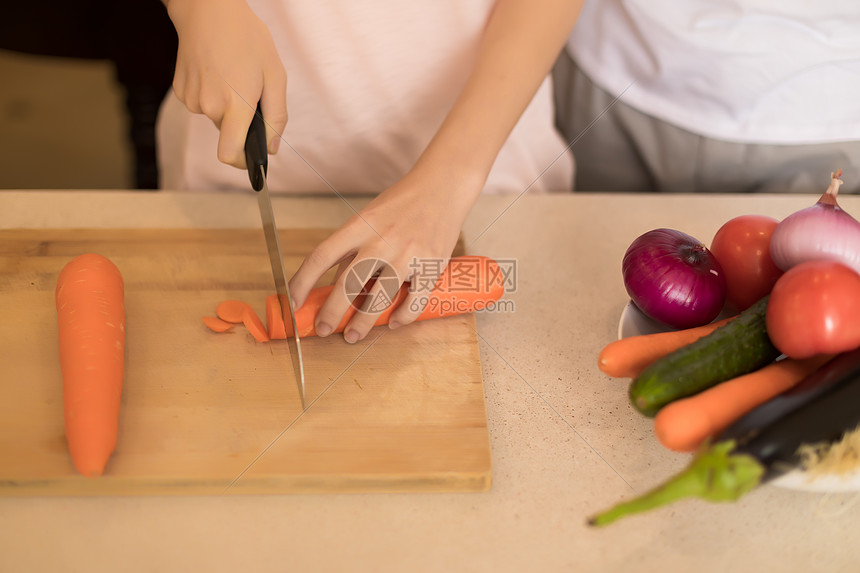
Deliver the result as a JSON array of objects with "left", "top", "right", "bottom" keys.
[
  {"left": 709, "top": 215, "right": 784, "bottom": 311},
  {"left": 766, "top": 260, "right": 860, "bottom": 359}
]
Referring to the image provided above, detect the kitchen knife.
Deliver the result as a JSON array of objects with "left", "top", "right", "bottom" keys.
[{"left": 245, "top": 103, "right": 306, "bottom": 409}]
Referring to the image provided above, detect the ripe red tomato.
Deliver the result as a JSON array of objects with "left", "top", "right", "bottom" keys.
[
  {"left": 766, "top": 260, "right": 860, "bottom": 359},
  {"left": 709, "top": 215, "right": 783, "bottom": 311}
]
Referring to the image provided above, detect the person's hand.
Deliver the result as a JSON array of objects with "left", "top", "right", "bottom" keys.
[
  {"left": 288, "top": 168, "right": 481, "bottom": 343},
  {"left": 166, "top": 0, "right": 287, "bottom": 167}
]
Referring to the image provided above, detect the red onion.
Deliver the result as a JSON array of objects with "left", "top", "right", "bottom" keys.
[
  {"left": 622, "top": 228, "right": 727, "bottom": 329},
  {"left": 770, "top": 171, "right": 860, "bottom": 273}
]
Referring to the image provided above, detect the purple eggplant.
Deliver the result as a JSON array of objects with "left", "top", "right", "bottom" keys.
[{"left": 721, "top": 346, "right": 860, "bottom": 482}]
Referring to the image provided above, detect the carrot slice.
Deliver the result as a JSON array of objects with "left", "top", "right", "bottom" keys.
[
  {"left": 202, "top": 316, "right": 235, "bottom": 333},
  {"left": 265, "top": 295, "right": 288, "bottom": 339},
  {"left": 598, "top": 317, "right": 735, "bottom": 379},
  {"left": 55, "top": 253, "right": 125, "bottom": 477},
  {"left": 242, "top": 307, "right": 269, "bottom": 342},
  {"left": 653, "top": 354, "right": 834, "bottom": 452},
  {"left": 216, "top": 300, "right": 252, "bottom": 324}
]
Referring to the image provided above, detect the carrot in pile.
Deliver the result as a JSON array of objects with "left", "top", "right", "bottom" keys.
[
  {"left": 55, "top": 253, "right": 126, "bottom": 477},
  {"left": 205, "top": 255, "right": 506, "bottom": 339},
  {"left": 597, "top": 317, "right": 734, "bottom": 379},
  {"left": 653, "top": 354, "right": 834, "bottom": 452}
]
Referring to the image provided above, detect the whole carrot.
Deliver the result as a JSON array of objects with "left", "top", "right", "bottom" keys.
[
  {"left": 653, "top": 354, "right": 834, "bottom": 453},
  {"left": 55, "top": 254, "right": 125, "bottom": 477},
  {"left": 598, "top": 317, "right": 734, "bottom": 379}
]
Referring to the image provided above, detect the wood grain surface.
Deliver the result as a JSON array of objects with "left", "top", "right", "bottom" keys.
[{"left": 0, "top": 229, "right": 491, "bottom": 495}]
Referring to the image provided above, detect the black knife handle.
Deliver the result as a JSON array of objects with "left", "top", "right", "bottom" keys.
[{"left": 244, "top": 102, "right": 268, "bottom": 191}]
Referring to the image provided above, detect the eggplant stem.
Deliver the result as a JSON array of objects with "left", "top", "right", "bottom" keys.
[{"left": 587, "top": 440, "right": 765, "bottom": 527}]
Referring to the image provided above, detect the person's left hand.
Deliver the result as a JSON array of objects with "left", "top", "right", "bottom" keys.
[{"left": 288, "top": 167, "right": 481, "bottom": 343}]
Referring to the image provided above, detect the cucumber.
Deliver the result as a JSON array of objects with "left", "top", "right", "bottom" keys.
[{"left": 629, "top": 295, "right": 781, "bottom": 417}]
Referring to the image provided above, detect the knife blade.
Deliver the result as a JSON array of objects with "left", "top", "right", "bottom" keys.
[{"left": 244, "top": 103, "right": 306, "bottom": 409}]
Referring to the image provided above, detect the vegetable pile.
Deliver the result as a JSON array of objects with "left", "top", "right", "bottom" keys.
[{"left": 591, "top": 171, "right": 860, "bottom": 526}]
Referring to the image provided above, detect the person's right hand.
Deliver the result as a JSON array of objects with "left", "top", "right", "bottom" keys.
[{"left": 166, "top": 0, "right": 287, "bottom": 167}]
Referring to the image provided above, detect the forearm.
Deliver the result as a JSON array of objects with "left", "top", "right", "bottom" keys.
[{"left": 413, "top": 0, "right": 583, "bottom": 198}]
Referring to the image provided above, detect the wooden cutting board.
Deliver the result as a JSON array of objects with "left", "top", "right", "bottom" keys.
[{"left": 0, "top": 228, "right": 492, "bottom": 495}]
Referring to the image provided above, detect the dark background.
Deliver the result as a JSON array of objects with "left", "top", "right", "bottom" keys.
[{"left": 0, "top": 1, "right": 178, "bottom": 189}]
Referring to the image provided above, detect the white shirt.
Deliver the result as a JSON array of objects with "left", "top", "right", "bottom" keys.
[
  {"left": 157, "top": 0, "right": 572, "bottom": 193},
  {"left": 568, "top": 0, "right": 860, "bottom": 144}
]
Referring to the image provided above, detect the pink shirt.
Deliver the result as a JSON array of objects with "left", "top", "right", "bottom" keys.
[{"left": 157, "top": 0, "right": 573, "bottom": 194}]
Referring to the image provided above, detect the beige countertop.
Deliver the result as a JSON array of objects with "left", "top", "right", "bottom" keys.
[{"left": 2, "top": 190, "right": 859, "bottom": 572}]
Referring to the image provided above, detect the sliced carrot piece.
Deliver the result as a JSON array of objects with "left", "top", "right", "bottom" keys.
[
  {"left": 265, "top": 294, "right": 288, "bottom": 340},
  {"left": 202, "top": 316, "right": 235, "bottom": 333},
  {"left": 216, "top": 300, "right": 253, "bottom": 324},
  {"left": 242, "top": 307, "right": 270, "bottom": 342}
]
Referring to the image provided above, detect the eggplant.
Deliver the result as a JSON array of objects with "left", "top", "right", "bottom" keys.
[
  {"left": 723, "top": 346, "right": 860, "bottom": 482},
  {"left": 588, "top": 347, "right": 860, "bottom": 527}
]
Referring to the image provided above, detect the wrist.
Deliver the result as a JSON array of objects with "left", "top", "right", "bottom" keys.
[
  {"left": 165, "top": 0, "right": 244, "bottom": 26},
  {"left": 409, "top": 150, "right": 488, "bottom": 209},
  {"left": 163, "top": 0, "right": 196, "bottom": 26},
  {"left": 409, "top": 121, "right": 499, "bottom": 205}
]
